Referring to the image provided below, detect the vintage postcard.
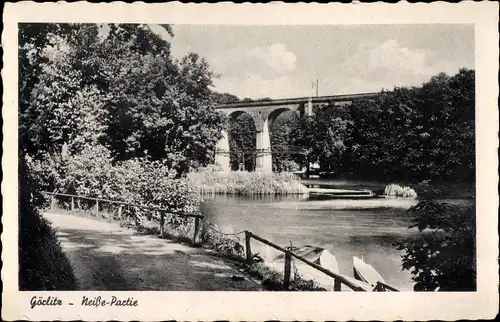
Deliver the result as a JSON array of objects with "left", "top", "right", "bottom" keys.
[{"left": 2, "top": 2, "right": 499, "bottom": 321}]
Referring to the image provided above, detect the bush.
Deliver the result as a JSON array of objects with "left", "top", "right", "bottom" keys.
[
  {"left": 244, "top": 262, "right": 326, "bottom": 291},
  {"left": 41, "top": 145, "right": 201, "bottom": 226},
  {"left": 384, "top": 184, "right": 418, "bottom": 199},
  {"left": 395, "top": 200, "right": 476, "bottom": 291},
  {"left": 187, "top": 167, "right": 308, "bottom": 195},
  {"left": 200, "top": 222, "right": 245, "bottom": 258}
]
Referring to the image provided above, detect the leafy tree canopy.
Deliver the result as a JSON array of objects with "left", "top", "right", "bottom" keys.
[{"left": 20, "top": 23, "right": 225, "bottom": 175}]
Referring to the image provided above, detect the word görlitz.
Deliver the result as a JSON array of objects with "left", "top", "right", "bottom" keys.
[
  {"left": 81, "top": 296, "right": 138, "bottom": 307},
  {"left": 30, "top": 296, "right": 63, "bottom": 309}
]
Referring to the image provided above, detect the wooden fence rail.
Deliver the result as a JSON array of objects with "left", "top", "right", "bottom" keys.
[
  {"left": 41, "top": 191, "right": 395, "bottom": 292},
  {"left": 41, "top": 191, "right": 203, "bottom": 244},
  {"left": 245, "top": 231, "right": 367, "bottom": 292}
]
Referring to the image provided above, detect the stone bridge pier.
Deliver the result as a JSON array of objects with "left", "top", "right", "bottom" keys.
[{"left": 215, "top": 101, "right": 312, "bottom": 172}]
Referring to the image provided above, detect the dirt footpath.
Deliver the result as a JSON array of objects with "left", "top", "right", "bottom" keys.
[{"left": 44, "top": 212, "right": 260, "bottom": 291}]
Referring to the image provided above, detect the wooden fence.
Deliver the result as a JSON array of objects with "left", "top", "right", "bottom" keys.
[
  {"left": 244, "top": 231, "right": 398, "bottom": 292},
  {"left": 41, "top": 191, "right": 397, "bottom": 292},
  {"left": 41, "top": 191, "right": 204, "bottom": 244}
]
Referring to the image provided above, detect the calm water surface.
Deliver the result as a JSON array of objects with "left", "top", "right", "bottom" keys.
[{"left": 200, "top": 180, "right": 423, "bottom": 291}]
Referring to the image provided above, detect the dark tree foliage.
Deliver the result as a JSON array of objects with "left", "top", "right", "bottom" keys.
[
  {"left": 395, "top": 200, "right": 476, "bottom": 291},
  {"left": 210, "top": 91, "right": 240, "bottom": 105},
  {"left": 343, "top": 68, "right": 475, "bottom": 182},
  {"left": 20, "top": 23, "right": 224, "bottom": 175},
  {"left": 229, "top": 113, "right": 256, "bottom": 171},
  {"left": 270, "top": 111, "right": 298, "bottom": 172},
  {"left": 210, "top": 92, "right": 258, "bottom": 171}
]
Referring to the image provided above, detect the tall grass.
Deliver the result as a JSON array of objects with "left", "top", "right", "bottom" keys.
[
  {"left": 186, "top": 166, "right": 308, "bottom": 195},
  {"left": 384, "top": 184, "right": 418, "bottom": 199}
]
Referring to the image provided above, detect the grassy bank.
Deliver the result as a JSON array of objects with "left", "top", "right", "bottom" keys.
[
  {"left": 20, "top": 197, "right": 78, "bottom": 290},
  {"left": 186, "top": 166, "right": 308, "bottom": 195}
]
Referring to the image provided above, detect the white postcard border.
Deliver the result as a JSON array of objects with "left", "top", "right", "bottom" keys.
[{"left": 2, "top": 2, "right": 499, "bottom": 321}]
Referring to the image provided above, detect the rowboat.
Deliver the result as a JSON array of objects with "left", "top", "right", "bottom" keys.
[
  {"left": 353, "top": 256, "right": 385, "bottom": 287},
  {"left": 307, "top": 188, "right": 376, "bottom": 200},
  {"left": 271, "top": 245, "right": 340, "bottom": 289}
]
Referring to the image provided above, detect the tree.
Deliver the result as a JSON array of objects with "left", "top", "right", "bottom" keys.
[
  {"left": 289, "top": 115, "right": 316, "bottom": 174},
  {"left": 99, "top": 26, "right": 225, "bottom": 173},
  {"left": 23, "top": 24, "right": 107, "bottom": 156},
  {"left": 21, "top": 23, "right": 225, "bottom": 176},
  {"left": 229, "top": 113, "right": 256, "bottom": 171},
  {"left": 310, "top": 104, "right": 351, "bottom": 174},
  {"left": 395, "top": 200, "right": 476, "bottom": 291},
  {"left": 210, "top": 91, "right": 240, "bottom": 105},
  {"left": 270, "top": 111, "right": 299, "bottom": 172},
  {"left": 342, "top": 68, "right": 474, "bottom": 182}
]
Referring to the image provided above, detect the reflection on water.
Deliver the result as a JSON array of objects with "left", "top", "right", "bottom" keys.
[{"left": 201, "top": 193, "right": 420, "bottom": 291}]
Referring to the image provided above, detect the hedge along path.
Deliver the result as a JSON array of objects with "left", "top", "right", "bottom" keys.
[{"left": 43, "top": 211, "right": 261, "bottom": 291}]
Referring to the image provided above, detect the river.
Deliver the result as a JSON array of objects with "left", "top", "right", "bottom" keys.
[{"left": 200, "top": 180, "right": 425, "bottom": 291}]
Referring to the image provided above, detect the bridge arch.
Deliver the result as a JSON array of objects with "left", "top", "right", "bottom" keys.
[
  {"left": 227, "top": 111, "right": 256, "bottom": 171},
  {"left": 215, "top": 105, "right": 302, "bottom": 172}
]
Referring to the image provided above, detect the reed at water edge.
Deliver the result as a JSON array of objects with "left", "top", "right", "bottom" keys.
[
  {"left": 384, "top": 184, "right": 418, "bottom": 199},
  {"left": 186, "top": 166, "right": 308, "bottom": 195}
]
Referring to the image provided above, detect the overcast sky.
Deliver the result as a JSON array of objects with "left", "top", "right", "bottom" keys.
[{"left": 154, "top": 24, "right": 474, "bottom": 100}]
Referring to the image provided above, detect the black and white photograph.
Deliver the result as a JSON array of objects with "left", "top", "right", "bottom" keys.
[{"left": 3, "top": 2, "right": 498, "bottom": 321}]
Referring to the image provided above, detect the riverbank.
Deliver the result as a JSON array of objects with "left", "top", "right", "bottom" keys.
[
  {"left": 301, "top": 178, "right": 475, "bottom": 200},
  {"left": 187, "top": 167, "right": 308, "bottom": 195}
]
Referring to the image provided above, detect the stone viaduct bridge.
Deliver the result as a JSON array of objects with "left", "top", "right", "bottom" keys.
[{"left": 214, "top": 92, "right": 378, "bottom": 172}]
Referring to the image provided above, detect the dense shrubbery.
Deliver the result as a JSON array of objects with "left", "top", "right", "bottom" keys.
[
  {"left": 395, "top": 200, "right": 476, "bottom": 291},
  {"left": 186, "top": 165, "right": 308, "bottom": 195},
  {"left": 31, "top": 145, "right": 202, "bottom": 221},
  {"left": 384, "top": 184, "right": 418, "bottom": 199}
]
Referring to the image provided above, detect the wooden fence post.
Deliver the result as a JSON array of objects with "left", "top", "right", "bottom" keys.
[
  {"left": 118, "top": 205, "right": 123, "bottom": 219},
  {"left": 334, "top": 278, "right": 342, "bottom": 291},
  {"left": 245, "top": 231, "right": 253, "bottom": 265},
  {"left": 71, "top": 196, "right": 75, "bottom": 211},
  {"left": 283, "top": 251, "right": 292, "bottom": 290},
  {"left": 193, "top": 216, "right": 200, "bottom": 245},
  {"left": 95, "top": 199, "right": 99, "bottom": 214},
  {"left": 159, "top": 211, "right": 165, "bottom": 236},
  {"left": 51, "top": 195, "right": 56, "bottom": 208}
]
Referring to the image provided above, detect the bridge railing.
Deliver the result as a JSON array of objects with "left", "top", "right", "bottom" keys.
[
  {"left": 215, "top": 148, "right": 306, "bottom": 156},
  {"left": 40, "top": 191, "right": 204, "bottom": 244}
]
